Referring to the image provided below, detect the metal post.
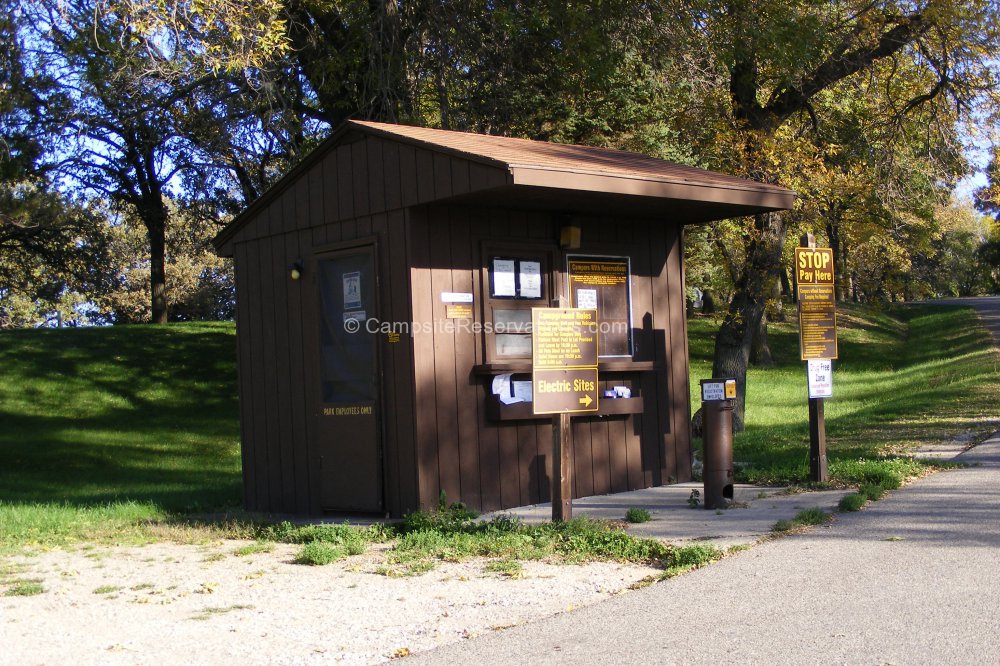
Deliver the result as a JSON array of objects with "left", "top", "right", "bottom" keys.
[
  {"left": 808, "top": 397, "right": 828, "bottom": 482},
  {"left": 552, "top": 413, "right": 573, "bottom": 521}
]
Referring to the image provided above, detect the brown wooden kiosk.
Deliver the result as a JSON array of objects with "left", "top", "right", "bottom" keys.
[{"left": 214, "top": 121, "right": 795, "bottom": 517}]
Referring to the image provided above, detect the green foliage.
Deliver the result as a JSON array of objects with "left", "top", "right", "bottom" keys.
[
  {"left": 402, "top": 502, "right": 480, "bottom": 534},
  {"left": 293, "top": 542, "right": 344, "bottom": 566},
  {"left": 232, "top": 541, "right": 273, "bottom": 557},
  {"left": 773, "top": 508, "right": 832, "bottom": 532},
  {"left": 484, "top": 559, "right": 524, "bottom": 578},
  {"left": 859, "top": 483, "right": 887, "bottom": 502},
  {"left": 838, "top": 493, "right": 867, "bottom": 512},
  {"left": 625, "top": 507, "right": 652, "bottom": 523},
  {"left": 794, "top": 508, "right": 833, "bottom": 526},
  {"left": 263, "top": 521, "right": 373, "bottom": 556}
]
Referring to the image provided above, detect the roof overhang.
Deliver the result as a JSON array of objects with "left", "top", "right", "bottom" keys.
[{"left": 214, "top": 120, "right": 796, "bottom": 256}]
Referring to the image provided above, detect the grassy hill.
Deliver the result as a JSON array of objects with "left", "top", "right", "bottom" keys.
[
  {"left": 0, "top": 322, "right": 241, "bottom": 549},
  {"left": 1, "top": 303, "right": 998, "bottom": 550},
  {"left": 687, "top": 303, "right": 1000, "bottom": 484}
]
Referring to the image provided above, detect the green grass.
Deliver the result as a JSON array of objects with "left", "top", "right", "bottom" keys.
[
  {"left": 625, "top": 507, "right": 652, "bottom": 523},
  {"left": 294, "top": 542, "right": 346, "bottom": 566},
  {"left": 233, "top": 541, "right": 274, "bottom": 557},
  {"left": 688, "top": 304, "right": 1000, "bottom": 486},
  {"left": 838, "top": 493, "right": 867, "bottom": 512},
  {"left": 4, "top": 579, "right": 45, "bottom": 596},
  {"left": 1, "top": 302, "right": 995, "bottom": 555},
  {"left": 0, "top": 322, "right": 240, "bottom": 552},
  {"left": 773, "top": 508, "right": 833, "bottom": 532}
]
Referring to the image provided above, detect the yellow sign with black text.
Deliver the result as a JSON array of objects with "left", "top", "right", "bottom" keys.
[{"left": 795, "top": 247, "right": 838, "bottom": 360}]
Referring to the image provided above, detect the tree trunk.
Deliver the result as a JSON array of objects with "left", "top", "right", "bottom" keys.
[
  {"left": 711, "top": 212, "right": 787, "bottom": 431},
  {"left": 749, "top": 311, "right": 774, "bottom": 367},
  {"left": 147, "top": 208, "right": 168, "bottom": 324}
]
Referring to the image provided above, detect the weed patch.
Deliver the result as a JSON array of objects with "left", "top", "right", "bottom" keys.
[
  {"left": 772, "top": 508, "right": 833, "bottom": 533},
  {"left": 484, "top": 559, "right": 524, "bottom": 578},
  {"left": 293, "top": 542, "right": 345, "bottom": 566},
  {"left": 625, "top": 508, "right": 652, "bottom": 523},
  {"left": 4, "top": 579, "right": 44, "bottom": 596},
  {"left": 838, "top": 493, "right": 867, "bottom": 512},
  {"left": 233, "top": 541, "right": 274, "bottom": 557}
]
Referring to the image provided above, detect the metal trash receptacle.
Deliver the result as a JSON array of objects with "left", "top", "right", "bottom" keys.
[{"left": 700, "top": 379, "right": 735, "bottom": 510}]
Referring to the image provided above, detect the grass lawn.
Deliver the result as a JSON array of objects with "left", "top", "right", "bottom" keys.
[
  {"left": 688, "top": 303, "right": 1000, "bottom": 485},
  {"left": 0, "top": 322, "right": 241, "bottom": 551},
  {"left": 1, "top": 302, "right": 997, "bottom": 554}
]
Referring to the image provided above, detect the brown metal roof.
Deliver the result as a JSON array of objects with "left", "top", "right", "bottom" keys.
[
  {"left": 214, "top": 120, "right": 796, "bottom": 253},
  {"left": 352, "top": 120, "right": 793, "bottom": 196}
]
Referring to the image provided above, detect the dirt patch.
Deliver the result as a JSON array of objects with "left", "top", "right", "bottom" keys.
[{"left": 1, "top": 541, "right": 658, "bottom": 664}]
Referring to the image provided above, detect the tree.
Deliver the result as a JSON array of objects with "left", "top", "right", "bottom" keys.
[
  {"left": 0, "top": 184, "right": 111, "bottom": 327},
  {"left": 94, "top": 202, "right": 234, "bottom": 323},
  {"left": 661, "top": 0, "right": 999, "bottom": 428}
]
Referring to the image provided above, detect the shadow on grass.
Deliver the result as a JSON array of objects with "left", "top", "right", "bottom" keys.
[{"left": 0, "top": 323, "right": 242, "bottom": 512}]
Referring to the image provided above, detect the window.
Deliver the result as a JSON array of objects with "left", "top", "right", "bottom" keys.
[{"left": 484, "top": 248, "right": 551, "bottom": 361}]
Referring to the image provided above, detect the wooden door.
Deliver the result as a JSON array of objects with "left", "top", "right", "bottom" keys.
[{"left": 315, "top": 245, "right": 383, "bottom": 512}]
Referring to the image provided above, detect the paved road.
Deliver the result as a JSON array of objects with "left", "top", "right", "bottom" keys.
[
  {"left": 410, "top": 298, "right": 1000, "bottom": 665},
  {"left": 410, "top": 437, "right": 1000, "bottom": 664},
  {"left": 917, "top": 296, "right": 1000, "bottom": 345}
]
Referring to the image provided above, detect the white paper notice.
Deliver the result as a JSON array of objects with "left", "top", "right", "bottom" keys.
[
  {"left": 491, "top": 373, "right": 523, "bottom": 404},
  {"left": 807, "top": 359, "right": 833, "bottom": 398},
  {"left": 576, "top": 288, "right": 598, "bottom": 310},
  {"left": 440, "top": 292, "right": 474, "bottom": 303},
  {"left": 519, "top": 261, "right": 542, "bottom": 299},
  {"left": 343, "top": 272, "right": 362, "bottom": 309},
  {"left": 492, "top": 259, "right": 516, "bottom": 297},
  {"left": 511, "top": 381, "right": 533, "bottom": 403}
]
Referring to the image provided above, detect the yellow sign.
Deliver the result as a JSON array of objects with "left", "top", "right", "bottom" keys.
[
  {"left": 796, "top": 247, "right": 835, "bottom": 285},
  {"left": 724, "top": 379, "right": 737, "bottom": 399},
  {"left": 532, "top": 308, "right": 599, "bottom": 414},
  {"left": 446, "top": 304, "right": 473, "bottom": 319},
  {"left": 794, "top": 247, "right": 838, "bottom": 360}
]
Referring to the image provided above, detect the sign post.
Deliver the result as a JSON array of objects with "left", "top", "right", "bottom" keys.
[
  {"left": 532, "top": 306, "right": 599, "bottom": 521},
  {"left": 795, "top": 234, "right": 837, "bottom": 483}
]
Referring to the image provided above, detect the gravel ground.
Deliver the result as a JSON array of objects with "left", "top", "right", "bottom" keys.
[{"left": 0, "top": 540, "right": 659, "bottom": 665}]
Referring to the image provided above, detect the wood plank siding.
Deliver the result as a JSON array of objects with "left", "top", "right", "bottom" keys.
[
  {"left": 406, "top": 203, "right": 690, "bottom": 512},
  {"left": 218, "top": 122, "right": 793, "bottom": 516}
]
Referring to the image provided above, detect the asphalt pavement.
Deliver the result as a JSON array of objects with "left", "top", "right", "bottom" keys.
[
  {"left": 409, "top": 298, "right": 1000, "bottom": 665},
  {"left": 916, "top": 296, "right": 1000, "bottom": 344}
]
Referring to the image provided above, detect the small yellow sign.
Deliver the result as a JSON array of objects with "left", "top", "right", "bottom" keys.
[
  {"left": 446, "top": 304, "right": 473, "bottom": 319},
  {"left": 724, "top": 379, "right": 737, "bottom": 399}
]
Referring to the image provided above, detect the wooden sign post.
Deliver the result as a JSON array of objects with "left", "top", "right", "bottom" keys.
[
  {"left": 532, "top": 306, "right": 599, "bottom": 521},
  {"left": 795, "top": 234, "right": 837, "bottom": 483}
]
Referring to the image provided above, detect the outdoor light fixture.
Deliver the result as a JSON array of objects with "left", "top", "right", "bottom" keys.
[
  {"left": 289, "top": 259, "right": 304, "bottom": 281},
  {"left": 560, "top": 224, "right": 581, "bottom": 249}
]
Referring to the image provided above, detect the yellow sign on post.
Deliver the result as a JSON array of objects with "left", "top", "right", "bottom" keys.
[
  {"left": 795, "top": 247, "right": 838, "bottom": 360},
  {"left": 531, "top": 308, "right": 599, "bottom": 414}
]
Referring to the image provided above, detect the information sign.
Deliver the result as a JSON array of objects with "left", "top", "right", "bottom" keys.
[
  {"left": 795, "top": 247, "right": 838, "bottom": 360},
  {"left": 807, "top": 359, "right": 833, "bottom": 399},
  {"left": 532, "top": 308, "right": 599, "bottom": 414}
]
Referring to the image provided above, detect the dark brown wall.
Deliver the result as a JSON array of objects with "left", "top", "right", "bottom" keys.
[
  {"left": 228, "top": 135, "right": 507, "bottom": 515},
  {"left": 229, "top": 134, "right": 691, "bottom": 516},
  {"left": 407, "top": 203, "right": 692, "bottom": 513}
]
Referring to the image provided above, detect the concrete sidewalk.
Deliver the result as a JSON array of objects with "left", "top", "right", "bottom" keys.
[{"left": 490, "top": 483, "right": 852, "bottom": 548}]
